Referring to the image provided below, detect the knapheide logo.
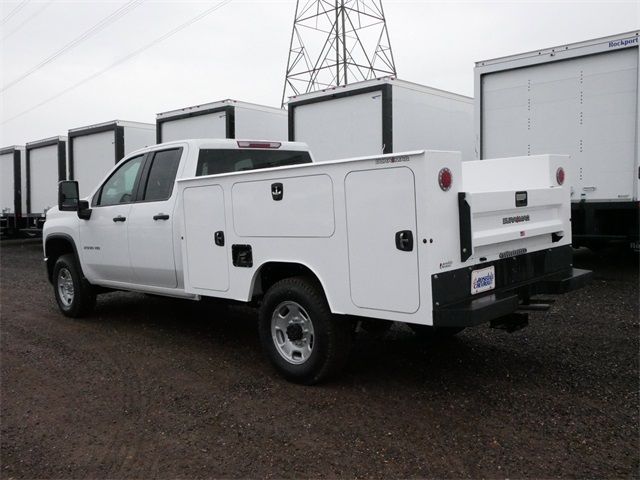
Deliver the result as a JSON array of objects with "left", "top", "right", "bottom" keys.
[
  {"left": 502, "top": 214, "right": 530, "bottom": 225},
  {"left": 609, "top": 37, "right": 638, "bottom": 48}
]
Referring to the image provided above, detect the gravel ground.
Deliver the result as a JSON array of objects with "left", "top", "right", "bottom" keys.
[{"left": 0, "top": 240, "right": 637, "bottom": 479}]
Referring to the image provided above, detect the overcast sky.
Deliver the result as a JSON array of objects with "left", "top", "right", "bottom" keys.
[{"left": 0, "top": 0, "right": 638, "bottom": 146}]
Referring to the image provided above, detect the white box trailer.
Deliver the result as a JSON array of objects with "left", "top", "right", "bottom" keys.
[
  {"left": 25, "top": 136, "right": 67, "bottom": 230},
  {"left": 475, "top": 31, "right": 639, "bottom": 249},
  {"left": 287, "top": 77, "right": 475, "bottom": 162},
  {"left": 68, "top": 120, "right": 155, "bottom": 198},
  {"left": 156, "top": 99, "right": 287, "bottom": 144},
  {"left": 0, "top": 145, "right": 26, "bottom": 235}
]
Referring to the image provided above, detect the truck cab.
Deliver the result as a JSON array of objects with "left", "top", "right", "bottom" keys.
[{"left": 44, "top": 139, "right": 312, "bottom": 295}]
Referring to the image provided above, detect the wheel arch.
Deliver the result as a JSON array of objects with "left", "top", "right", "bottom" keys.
[
  {"left": 44, "top": 234, "right": 82, "bottom": 283},
  {"left": 250, "top": 261, "right": 335, "bottom": 310}
]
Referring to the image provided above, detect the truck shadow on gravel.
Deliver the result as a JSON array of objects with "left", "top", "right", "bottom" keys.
[{"left": 85, "top": 291, "right": 553, "bottom": 389}]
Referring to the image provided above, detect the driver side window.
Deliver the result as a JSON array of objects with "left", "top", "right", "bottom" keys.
[{"left": 96, "top": 155, "right": 144, "bottom": 207}]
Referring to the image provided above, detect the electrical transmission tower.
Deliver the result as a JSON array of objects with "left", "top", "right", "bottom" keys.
[{"left": 281, "top": 0, "right": 397, "bottom": 107}]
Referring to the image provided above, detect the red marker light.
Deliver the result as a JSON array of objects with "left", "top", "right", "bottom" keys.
[
  {"left": 237, "top": 141, "right": 282, "bottom": 149},
  {"left": 556, "top": 167, "right": 565, "bottom": 185},
  {"left": 438, "top": 168, "right": 452, "bottom": 191}
]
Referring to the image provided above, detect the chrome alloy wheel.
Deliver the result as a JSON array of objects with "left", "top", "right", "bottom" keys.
[
  {"left": 57, "top": 267, "right": 75, "bottom": 307},
  {"left": 271, "top": 301, "right": 315, "bottom": 365}
]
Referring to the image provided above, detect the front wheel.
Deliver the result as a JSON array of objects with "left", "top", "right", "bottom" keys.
[
  {"left": 258, "top": 277, "right": 352, "bottom": 384},
  {"left": 53, "top": 254, "right": 96, "bottom": 318}
]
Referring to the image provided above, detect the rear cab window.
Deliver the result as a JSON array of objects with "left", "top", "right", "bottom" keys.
[{"left": 196, "top": 149, "right": 312, "bottom": 177}]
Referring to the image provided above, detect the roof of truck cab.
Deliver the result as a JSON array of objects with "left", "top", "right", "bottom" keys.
[
  {"left": 157, "top": 99, "right": 286, "bottom": 119},
  {"left": 286, "top": 76, "right": 473, "bottom": 104}
]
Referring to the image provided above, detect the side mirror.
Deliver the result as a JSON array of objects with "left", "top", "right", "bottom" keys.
[
  {"left": 58, "top": 181, "right": 92, "bottom": 220},
  {"left": 58, "top": 181, "right": 79, "bottom": 211},
  {"left": 78, "top": 200, "right": 92, "bottom": 220}
]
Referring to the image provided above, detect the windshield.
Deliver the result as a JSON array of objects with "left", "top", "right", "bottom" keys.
[{"left": 196, "top": 149, "right": 312, "bottom": 176}]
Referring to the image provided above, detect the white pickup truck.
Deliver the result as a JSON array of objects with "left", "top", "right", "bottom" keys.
[{"left": 44, "top": 139, "right": 591, "bottom": 383}]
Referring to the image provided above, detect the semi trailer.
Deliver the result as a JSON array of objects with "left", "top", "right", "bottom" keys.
[
  {"left": 25, "top": 136, "right": 67, "bottom": 231},
  {"left": 475, "top": 31, "right": 639, "bottom": 250},
  {"left": 44, "top": 139, "right": 589, "bottom": 384},
  {"left": 0, "top": 145, "right": 26, "bottom": 236},
  {"left": 156, "top": 99, "right": 287, "bottom": 144},
  {"left": 287, "top": 77, "right": 475, "bottom": 162}
]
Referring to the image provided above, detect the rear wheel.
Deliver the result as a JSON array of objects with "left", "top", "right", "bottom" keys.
[
  {"left": 53, "top": 254, "right": 96, "bottom": 318},
  {"left": 258, "top": 276, "right": 352, "bottom": 384}
]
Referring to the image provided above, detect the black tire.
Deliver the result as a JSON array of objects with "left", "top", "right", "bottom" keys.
[
  {"left": 409, "top": 324, "right": 465, "bottom": 340},
  {"left": 52, "top": 254, "right": 96, "bottom": 318},
  {"left": 258, "top": 276, "right": 352, "bottom": 385}
]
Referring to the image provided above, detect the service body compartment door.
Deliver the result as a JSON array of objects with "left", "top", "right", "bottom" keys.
[
  {"left": 232, "top": 174, "right": 334, "bottom": 238},
  {"left": 182, "top": 185, "right": 229, "bottom": 292},
  {"left": 345, "top": 167, "right": 420, "bottom": 313}
]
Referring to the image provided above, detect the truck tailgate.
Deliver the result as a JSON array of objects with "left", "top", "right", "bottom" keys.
[{"left": 460, "top": 155, "right": 571, "bottom": 261}]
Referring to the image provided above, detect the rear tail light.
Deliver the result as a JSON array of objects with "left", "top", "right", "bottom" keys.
[
  {"left": 237, "top": 141, "right": 281, "bottom": 149},
  {"left": 556, "top": 167, "right": 565, "bottom": 185},
  {"left": 438, "top": 167, "right": 452, "bottom": 191}
]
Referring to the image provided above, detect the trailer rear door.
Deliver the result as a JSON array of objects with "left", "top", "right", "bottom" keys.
[
  {"left": 293, "top": 92, "right": 383, "bottom": 162},
  {"left": 161, "top": 113, "right": 227, "bottom": 143},
  {"left": 481, "top": 48, "right": 638, "bottom": 202},
  {"left": 73, "top": 130, "right": 116, "bottom": 198},
  {"left": 0, "top": 152, "right": 14, "bottom": 213},
  {"left": 29, "top": 144, "right": 60, "bottom": 214},
  {"left": 345, "top": 167, "right": 420, "bottom": 314}
]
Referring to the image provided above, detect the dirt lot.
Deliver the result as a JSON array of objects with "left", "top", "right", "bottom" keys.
[{"left": 0, "top": 240, "right": 637, "bottom": 479}]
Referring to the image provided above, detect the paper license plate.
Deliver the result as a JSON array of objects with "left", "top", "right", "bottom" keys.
[{"left": 471, "top": 266, "right": 495, "bottom": 295}]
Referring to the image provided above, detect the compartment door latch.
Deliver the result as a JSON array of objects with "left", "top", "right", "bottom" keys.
[{"left": 395, "top": 230, "right": 414, "bottom": 252}]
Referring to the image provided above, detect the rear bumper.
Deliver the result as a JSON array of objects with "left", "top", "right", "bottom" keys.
[
  {"left": 432, "top": 246, "right": 592, "bottom": 328},
  {"left": 539, "top": 267, "right": 592, "bottom": 294}
]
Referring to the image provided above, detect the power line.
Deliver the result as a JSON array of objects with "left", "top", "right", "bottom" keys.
[
  {"left": 1, "top": 0, "right": 30, "bottom": 25},
  {"left": 1, "top": 0, "right": 234, "bottom": 125},
  {"left": 1, "top": 0, "right": 53, "bottom": 42},
  {"left": 1, "top": 0, "right": 144, "bottom": 92}
]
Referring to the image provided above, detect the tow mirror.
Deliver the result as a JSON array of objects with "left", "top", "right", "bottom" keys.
[
  {"left": 58, "top": 181, "right": 79, "bottom": 211},
  {"left": 58, "top": 180, "right": 92, "bottom": 220}
]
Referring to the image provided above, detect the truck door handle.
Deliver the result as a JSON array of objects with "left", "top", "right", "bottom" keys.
[
  {"left": 153, "top": 214, "right": 170, "bottom": 221},
  {"left": 395, "top": 230, "right": 413, "bottom": 251},
  {"left": 112, "top": 215, "right": 126, "bottom": 222},
  {"left": 214, "top": 231, "right": 225, "bottom": 246}
]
